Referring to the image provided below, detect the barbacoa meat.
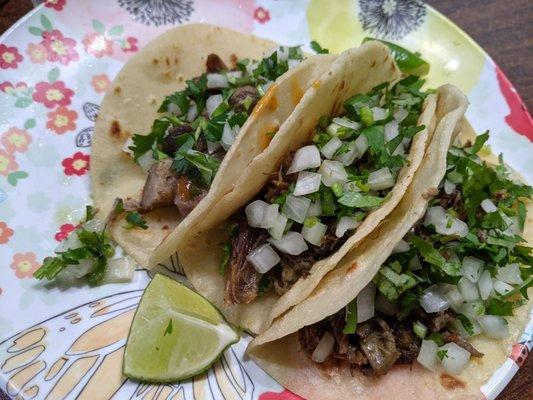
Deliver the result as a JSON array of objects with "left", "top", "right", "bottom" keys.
[
  {"left": 224, "top": 219, "right": 268, "bottom": 305},
  {"left": 140, "top": 159, "right": 179, "bottom": 212},
  {"left": 357, "top": 319, "right": 400, "bottom": 376}
]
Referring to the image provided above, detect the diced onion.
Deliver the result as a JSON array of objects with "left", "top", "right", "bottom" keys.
[
  {"left": 122, "top": 137, "right": 134, "bottom": 156},
  {"left": 221, "top": 123, "right": 236, "bottom": 151},
  {"left": 287, "top": 59, "right": 300, "bottom": 69},
  {"left": 417, "top": 340, "right": 439, "bottom": 371},
  {"left": 245, "top": 200, "right": 269, "bottom": 228},
  {"left": 207, "top": 140, "right": 221, "bottom": 154},
  {"left": 55, "top": 231, "right": 82, "bottom": 253},
  {"left": 206, "top": 73, "right": 229, "bottom": 89},
  {"left": 206, "top": 94, "right": 223, "bottom": 117},
  {"left": 375, "top": 293, "right": 398, "bottom": 315},
  {"left": 57, "top": 260, "right": 94, "bottom": 282},
  {"left": 269, "top": 231, "right": 308, "bottom": 255},
  {"left": 137, "top": 151, "right": 157, "bottom": 172},
  {"left": 246, "top": 244, "right": 281, "bottom": 273},
  {"left": 335, "top": 216, "right": 360, "bottom": 238},
  {"left": 294, "top": 171, "right": 322, "bottom": 196},
  {"left": 287, "top": 145, "right": 322, "bottom": 174},
  {"left": 326, "top": 123, "right": 342, "bottom": 136},
  {"left": 83, "top": 218, "right": 105, "bottom": 233},
  {"left": 477, "top": 315, "right": 509, "bottom": 339},
  {"left": 226, "top": 70, "right": 243, "bottom": 81},
  {"left": 392, "top": 239, "right": 410, "bottom": 254},
  {"left": 367, "top": 167, "right": 395, "bottom": 191},
  {"left": 444, "top": 287, "right": 464, "bottom": 311},
  {"left": 480, "top": 198, "right": 497, "bottom": 213},
  {"left": 497, "top": 263, "right": 523, "bottom": 285},
  {"left": 311, "top": 332, "right": 335, "bottom": 363},
  {"left": 461, "top": 256, "right": 484, "bottom": 283},
  {"left": 261, "top": 204, "right": 280, "bottom": 229},
  {"left": 357, "top": 283, "right": 375, "bottom": 323},
  {"left": 167, "top": 103, "right": 182, "bottom": 116},
  {"left": 492, "top": 279, "right": 514, "bottom": 295},
  {"left": 335, "top": 141, "right": 359, "bottom": 166},
  {"left": 451, "top": 318, "right": 481, "bottom": 338},
  {"left": 268, "top": 213, "right": 288, "bottom": 240},
  {"left": 277, "top": 46, "right": 289, "bottom": 61},
  {"left": 384, "top": 120, "right": 399, "bottom": 142},
  {"left": 332, "top": 117, "right": 360, "bottom": 130},
  {"left": 282, "top": 195, "right": 311, "bottom": 224},
  {"left": 187, "top": 103, "right": 198, "bottom": 122},
  {"left": 424, "top": 206, "right": 469, "bottom": 237},
  {"left": 319, "top": 160, "right": 348, "bottom": 187},
  {"left": 302, "top": 221, "right": 327, "bottom": 246},
  {"left": 321, "top": 137, "right": 343, "bottom": 159},
  {"left": 394, "top": 107, "right": 409, "bottom": 122},
  {"left": 371, "top": 106, "right": 388, "bottom": 121},
  {"left": 354, "top": 134, "right": 368, "bottom": 158},
  {"left": 419, "top": 285, "right": 450, "bottom": 313},
  {"left": 477, "top": 270, "right": 493, "bottom": 300},
  {"left": 102, "top": 257, "right": 135, "bottom": 283},
  {"left": 460, "top": 301, "right": 485, "bottom": 320},
  {"left": 444, "top": 179, "right": 456, "bottom": 195},
  {"left": 440, "top": 342, "right": 471, "bottom": 375},
  {"left": 458, "top": 277, "right": 479, "bottom": 302},
  {"left": 306, "top": 200, "right": 322, "bottom": 217}
]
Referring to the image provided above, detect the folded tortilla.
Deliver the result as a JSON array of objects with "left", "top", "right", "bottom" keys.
[
  {"left": 162, "top": 42, "right": 459, "bottom": 334},
  {"left": 91, "top": 24, "right": 336, "bottom": 266},
  {"left": 248, "top": 86, "right": 532, "bottom": 399}
]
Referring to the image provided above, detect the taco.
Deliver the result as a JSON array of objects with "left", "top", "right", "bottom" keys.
[
  {"left": 91, "top": 24, "right": 336, "bottom": 266},
  {"left": 162, "top": 43, "right": 462, "bottom": 334},
  {"left": 248, "top": 86, "right": 533, "bottom": 399}
]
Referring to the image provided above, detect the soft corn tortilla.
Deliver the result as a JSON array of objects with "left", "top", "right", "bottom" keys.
[
  {"left": 248, "top": 85, "right": 533, "bottom": 399},
  {"left": 91, "top": 24, "right": 336, "bottom": 267},
  {"left": 168, "top": 42, "right": 452, "bottom": 334}
]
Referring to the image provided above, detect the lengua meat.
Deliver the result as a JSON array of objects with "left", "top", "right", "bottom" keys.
[
  {"left": 139, "top": 159, "right": 179, "bottom": 212},
  {"left": 224, "top": 219, "right": 268, "bottom": 305}
]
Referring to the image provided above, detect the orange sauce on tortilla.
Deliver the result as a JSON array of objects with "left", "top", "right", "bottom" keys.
[
  {"left": 259, "top": 124, "right": 279, "bottom": 150},
  {"left": 176, "top": 176, "right": 192, "bottom": 201},
  {"left": 290, "top": 76, "right": 303, "bottom": 105},
  {"left": 252, "top": 84, "right": 279, "bottom": 117}
]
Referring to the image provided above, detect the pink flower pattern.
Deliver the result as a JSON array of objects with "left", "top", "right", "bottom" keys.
[
  {"left": 41, "top": 29, "right": 79, "bottom": 65},
  {"left": 0, "top": 44, "right": 23, "bottom": 69},
  {"left": 32, "top": 81, "right": 74, "bottom": 109}
]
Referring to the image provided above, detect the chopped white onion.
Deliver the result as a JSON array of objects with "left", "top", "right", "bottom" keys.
[
  {"left": 326, "top": 122, "right": 342, "bottom": 136},
  {"left": 277, "top": 46, "right": 289, "bottom": 61},
  {"left": 460, "top": 301, "right": 485, "bottom": 320},
  {"left": 440, "top": 342, "right": 471, "bottom": 375},
  {"left": 492, "top": 279, "right": 514, "bottom": 295},
  {"left": 424, "top": 206, "right": 469, "bottom": 237},
  {"left": 444, "top": 179, "right": 456, "bottom": 195},
  {"left": 306, "top": 199, "right": 322, "bottom": 217},
  {"left": 206, "top": 94, "right": 223, "bottom": 117},
  {"left": 497, "top": 263, "right": 523, "bottom": 285},
  {"left": 268, "top": 213, "right": 288, "bottom": 240},
  {"left": 206, "top": 73, "right": 229, "bottom": 89},
  {"left": 102, "top": 257, "right": 135, "bottom": 283},
  {"left": 311, "top": 332, "right": 335, "bottom": 363},
  {"left": 371, "top": 107, "right": 388, "bottom": 121},
  {"left": 287, "top": 59, "right": 300, "bottom": 69},
  {"left": 287, "top": 145, "right": 321, "bottom": 174},
  {"left": 302, "top": 221, "right": 327, "bottom": 246},
  {"left": 221, "top": 122, "right": 236, "bottom": 151},
  {"left": 335, "top": 141, "right": 359, "bottom": 166},
  {"left": 246, "top": 244, "right": 281, "bottom": 273},
  {"left": 282, "top": 195, "right": 311, "bottom": 224},
  {"left": 480, "top": 198, "right": 497, "bottom": 213},
  {"left": 357, "top": 283, "right": 375, "bottom": 323},
  {"left": 268, "top": 231, "right": 308, "bottom": 255},
  {"left": 137, "top": 151, "right": 157, "bottom": 172},
  {"left": 294, "top": 171, "right": 322, "bottom": 196},
  {"left": 367, "top": 167, "right": 395, "bottom": 191},
  {"left": 394, "top": 107, "right": 409, "bottom": 122},
  {"left": 417, "top": 340, "right": 439, "bottom": 371},
  {"left": 384, "top": 120, "right": 399, "bottom": 142},
  {"left": 444, "top": 287, "right": 464, "bottom": 311},
  {"left": 167, "top": 103, "right": 182, "bottom": 116},
  {"left": 122, "top": 137, "right": 134, "bottom": 156},
  {"left": 261, "top": 203, "right": 280, "bottom": 229},
  {"left": 319, "top": 160, "right": 348, "bottom": 187},
  {"left": 332, "top": 117, "right": 360, "bottom": 130},
  {"left": 55, "top": 230, "right": 82, "bottom": 253},
  {"left": 83, "top": 218, "right": 105, "bottom": 233},
  {"left": 321, "top": 137, "right": 343, "bottom": 159},
  {"left": 207, "top": 140, "right": 221, "bottom": 154},
  {"left": 335, "top": 216, "right": 360, "bottom": 238},
  {"left": 391, "top": 142, "right": 405, "bottom": 156},
  {"left": 461, "top": 256, "right": 484, "bottom": 283},
  {"left": 186, "top": 103, "right": 198, "bottom": 122},
  {"left": 354, "top": 134, "right": 369, "bottom": 158},
  {"left": 477, "top": 315, "right": 509, "bottom": 339},
  {"left": 419, "top": 285, "right": 450, "bottom": 313},
  {"left": 226, "top": 70, "right": 243, "bottom": 81},
  {"left": 375, "top": 293, "right": 398, "bottom": 315},
  {"left": 451, "top": 318, "right": 482, "bottom": 338},
  {"left": 245, "top": 200, "right": 269, "bottom": 228},
  {"left": 392, "top": 239, "right": 410, "bottom": 254},
  {"left": 477, "top": 270, "right": 493, "bottom": 300},
  {"left": 458, "top": 277, "right": 479, "bottom": 302},
  {"left": 57, "top": 260, "right": 94, "bottom": 282}
]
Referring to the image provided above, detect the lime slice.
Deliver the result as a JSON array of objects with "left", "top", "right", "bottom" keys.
[{"left": 123, "top": 274, "right": 239, "bottom": 381}]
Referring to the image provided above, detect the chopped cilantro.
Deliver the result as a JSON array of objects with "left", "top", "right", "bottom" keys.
[
  {"left": 343, "top": 298, "right": 358, "bottom": 334},
  {"left": 124, "top": 211, "right": 148, "bottom": 230},
  {"left": 437, "top": 349, "right": 448, "bottom": 361},
  {"left": 486, "top": 298, "right": 514, "bottom": 316},
  {"left": 428, "top": 332, "right": 445, "bottom": 346},
  {"left": 338, "top": 192, "right": 384, "bottom": 209},
  {"left": 310, "top": 40, "right": 329, "bottom": 54},
  {"left": 164, "top": 319, "right": 173, "bottom": 336},
  {"left": 219, "top": 243, "right": 232, "bottom": 275},
  {"left": 456, "top": 314, "right": 475, "bottom": 335}
]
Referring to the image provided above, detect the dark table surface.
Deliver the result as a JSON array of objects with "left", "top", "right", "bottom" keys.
[{"left": 0, "top": 1, "right": 531, "bottom": 400}]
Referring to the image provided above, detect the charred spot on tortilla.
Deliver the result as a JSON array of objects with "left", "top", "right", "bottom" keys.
[
  {"left": 347, "top": 262, "right": 358, "bottom": 274},
  {"left": 113, "top": 85, "right": 121, "bottom": 95},
  {"left": 152, "top": 58, "right": 159, "bottom": 65},
  {"left": 339, "top": 80, "right": 346, "bottom": 90},
  {"left": 440, "top": 373, "right": 466, "bottom": 390},
  {"left": 110, "top": 120, "right": 122, "bottom": 139},
  {"left": 371, "top": 60, "right": 377, "bottom": 68}
]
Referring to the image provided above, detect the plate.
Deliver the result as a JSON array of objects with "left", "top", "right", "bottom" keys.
[{"left": 0, "top": 1, "right": 531, "bottom": 399}]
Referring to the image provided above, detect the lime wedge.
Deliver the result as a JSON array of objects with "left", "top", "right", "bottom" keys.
[{"left": 123, "top": 274, "right": 239, "bottom": 382}]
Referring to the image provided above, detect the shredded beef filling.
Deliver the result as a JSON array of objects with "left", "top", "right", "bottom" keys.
[{"left": 298, "top": 308, "right": 483, "bottom": 376}]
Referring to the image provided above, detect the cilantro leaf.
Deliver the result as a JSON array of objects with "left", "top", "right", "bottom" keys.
[
  {"left": 219, "top": 243, "right": 231, "bottom": 275},
  {"left": 310, "top": 40, "right": 329, "bottom": 54},
  {"left": 437, "top": 349, "right": 448, "bottom": 361},
  {"left": 338, "top": 192, "right": 384, "bottom": 209},
  {"left": 124, "top": 212, "right": 148, "bottom": 230},
  {"left": 486, "top": 298, "right": 514, "bottom": 316},
  {"left": 343, "top": 298, "right": 358, "bottom": 334},
  {"left": 456, "top": 314, "right": 475, "bottom": 335},
  {"left": 164, "top": 319, "right": 173, "bottom": 336},
  {"left": 158, "top": 90, "right": 189, "bottom": 114}
]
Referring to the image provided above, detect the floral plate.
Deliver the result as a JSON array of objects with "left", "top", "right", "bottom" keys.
[{"left": 0, "top": 1, "right": 532, "bottom": 399}]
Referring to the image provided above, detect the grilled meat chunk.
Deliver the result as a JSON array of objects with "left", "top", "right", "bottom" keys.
[
  {"left": 442, "top": 330, "right": 484, "bottom": 357},
  {"left": 206, "top": 53, "right": 228, "bottom": 73},
  {"left": 229, "top": 85, "right": 260, "bottom": 112},
  {"left": 139, "top": 159, "right": 178, "bottom": 212},
  {"left": 162, "top": 124, "right": 193, "bottom": 155},
  {"left": 357, "top": 319, "right": 400, "bottom": 376}
]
